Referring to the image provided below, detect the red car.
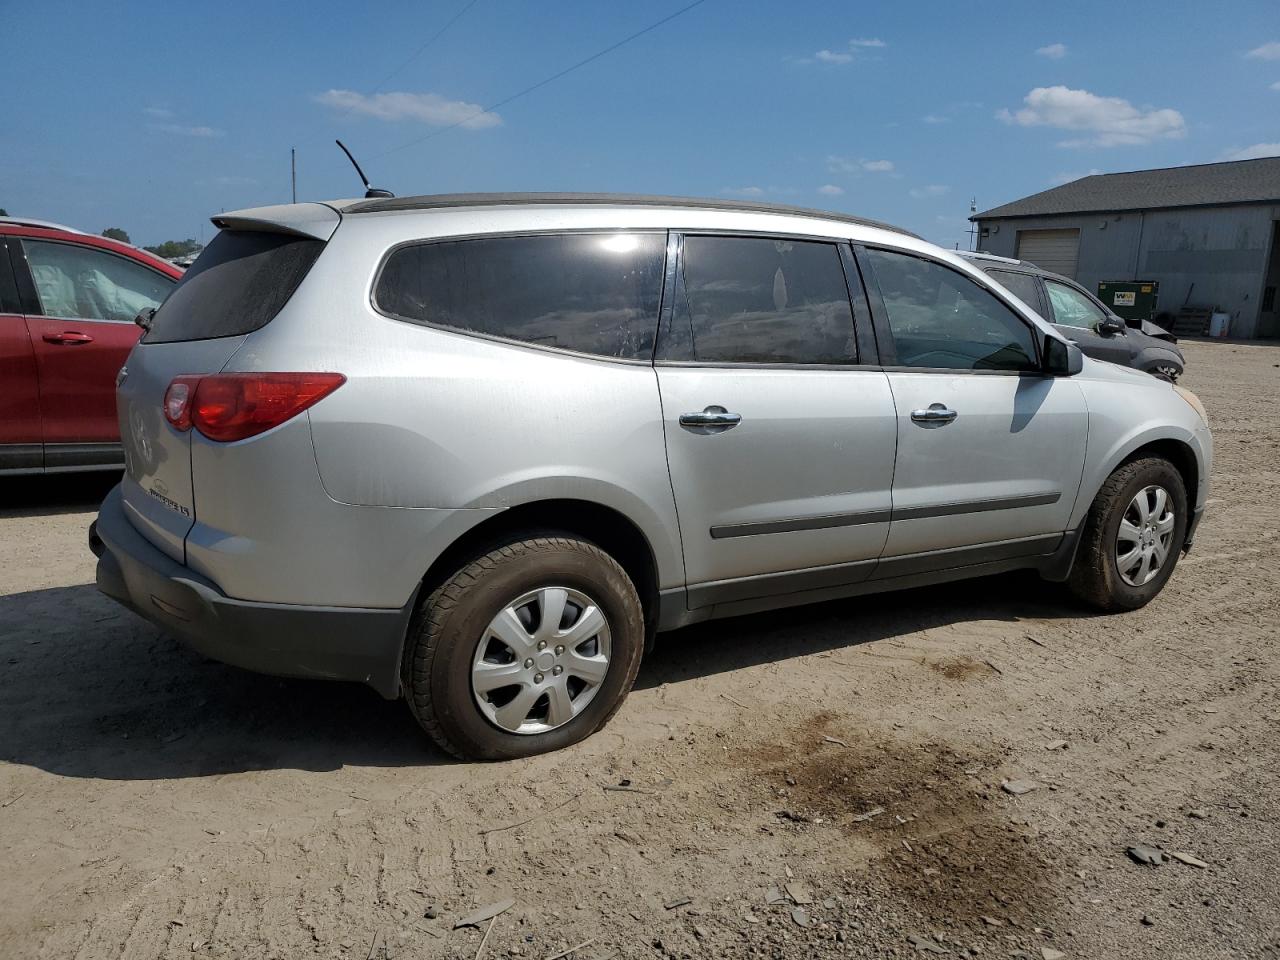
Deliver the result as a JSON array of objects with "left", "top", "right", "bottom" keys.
[{"left": 0, "top": 218, "right": 183, "bottom": 474}]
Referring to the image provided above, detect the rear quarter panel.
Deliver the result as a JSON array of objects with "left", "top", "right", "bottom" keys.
[{"left": 224, "top": 210, "right": 686, "bottom": 591}]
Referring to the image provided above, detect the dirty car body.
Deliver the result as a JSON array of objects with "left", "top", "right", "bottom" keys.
[{"left": 90, "top": 193, "right": 1212, "bottom": 760}]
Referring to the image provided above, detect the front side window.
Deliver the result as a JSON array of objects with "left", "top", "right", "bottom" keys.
[
  {"left": 987, "top": 269, "right": 1043, "bottom": 316},
  {"left": 24, "top": 240, "right": 174, "bottom": 323},
  {"left": 865, "top": 248, "right": 1038, "bottom": 372},
  {"left": 664, "top": 235, "right": 856, "bottom": 364},
  {"left": 1045, "top": 279, "right": 1108, "bottom": 330},
  {"left": 376, "top": 233, "right": 665, "bottom": 360}
]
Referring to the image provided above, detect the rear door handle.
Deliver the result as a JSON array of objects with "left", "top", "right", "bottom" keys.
[
  {"left": 43, "top": 331, "right": 95, "bottom": 345},
  {"left": 679, "top": 405, "right": 742, "bottom": 431},
  {"left": 910, "top": 403, "right": 957, "bottom": 425}
]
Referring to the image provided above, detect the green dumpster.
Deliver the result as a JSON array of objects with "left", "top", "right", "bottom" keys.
[{"left": 1097, "top": 280, "right": 1159, "bottom": 326}]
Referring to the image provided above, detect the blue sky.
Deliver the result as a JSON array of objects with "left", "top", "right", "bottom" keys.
[{"left": 2, "top": 0, "right": 1278, "bottom": 249}]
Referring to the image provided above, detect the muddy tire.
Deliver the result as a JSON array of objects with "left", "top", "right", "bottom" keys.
[
  {"left": 1068, "top": 457, "right": 1188, "bottom": 612},
  {"left": 402, "top": 535, "right": 644, "bottom": 761}
]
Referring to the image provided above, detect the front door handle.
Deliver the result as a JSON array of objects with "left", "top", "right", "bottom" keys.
[
  {"left": 43, "top": 331, "right": 95, "bottom": 345},
  {"left": 910, "top": 403, "right": 958, "bottom": 425},
  {"left": 679, "top": 405, "right": 742, "bottom": 431}
]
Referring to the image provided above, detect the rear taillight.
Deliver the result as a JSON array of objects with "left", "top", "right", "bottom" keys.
[
  {"left": 163, "top": 373, "right": 346, "bottom": 442},
  {"left": 163, "top": 376, "right": 201, "bottom": 431}
]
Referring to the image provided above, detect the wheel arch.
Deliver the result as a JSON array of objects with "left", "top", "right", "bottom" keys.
[
  {"left": 1074, "top": 428, "right": 1203, "bottom": 531},
  {"left": 1134, "top": 346, "right": 1184, "bottom": 378},
  {"left": 416, "top": 498, "right": 665, "bottom": 634}
]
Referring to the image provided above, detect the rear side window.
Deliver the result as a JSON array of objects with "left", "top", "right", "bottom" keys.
[
  {"left": 865, "top": 248, "right": 1038, "bottom": 372},
  {"left": 144, "top": 230, "right": 324, "bottom": 343},
  {"left": 0, "top": 239, "right": 22, "bottom": 313},
  {"left": 375, "top": 233, "right": 666, "bottom": 360},
  {"left": 987, "top": 269, "right": 1043, "bottom": 316},
  {"left": 24, "top": 239, "right": 174, "bottom": 322},
  {"left": 660, "top": 235, "right": 857, "bottom": 364}
]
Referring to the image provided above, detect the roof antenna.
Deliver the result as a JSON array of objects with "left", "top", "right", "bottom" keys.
[{"left": 335, "top": 140, "right": 394, "bottom": 199}]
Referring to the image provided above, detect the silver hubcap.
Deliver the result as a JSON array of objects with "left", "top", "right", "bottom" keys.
[
  {"left": 1116, "top": 484, "right": 1176, "bottom": 586},
  {"left": 471, "top": 586, "right": 611, "bottom": 735}
]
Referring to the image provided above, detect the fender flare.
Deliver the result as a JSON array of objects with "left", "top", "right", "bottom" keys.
[{"left": 1070, "top": 422, "right": 1204, "bottom": 532}]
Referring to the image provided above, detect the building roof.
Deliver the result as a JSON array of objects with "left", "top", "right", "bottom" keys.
[
  {"left": 341, "top": 191, "right": 918, "bottom": 237},
  {"left": 973, "top": 157, "right": 1280, "bottom": 221}
]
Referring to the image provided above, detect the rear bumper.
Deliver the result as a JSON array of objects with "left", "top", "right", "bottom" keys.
[{"left": 91, "top": 484, "right": 413, "bottom": 698}]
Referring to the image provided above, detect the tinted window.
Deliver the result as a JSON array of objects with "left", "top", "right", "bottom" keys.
[
  {"left": 664, "top": 236, "right": 856, "bottom": 364},
  {"left": 987, "top": 270, "right": 1043, "bottom": 315},
  {"left": 866, "top": 248, "right": 1038, "bottom": 371},
  {"left": 24, "top": 240, "right": 173, "bottom": 323},
  {"left": 0, "top": 239, "right": 21, "bottom": 314},
  {"left": 377, "top": 233, "right": 665, "bottom": 360},
  {"left": 1045, "top": 279, "right": 1107, "bottom": 330},
  {"left": 145, "top": 230, "right": 324, "bottom": 343}
]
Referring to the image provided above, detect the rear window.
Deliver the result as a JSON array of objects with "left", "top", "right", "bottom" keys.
[
  {"left": 374, "top": 232, "right": 666, "bottom": 359},
  {"left": 144, "top": 230, "right": 324, "bottom": 343}
]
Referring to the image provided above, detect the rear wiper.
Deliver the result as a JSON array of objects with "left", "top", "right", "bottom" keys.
[{"left": 134, "top": 307, "right": 155, "bottom": 332}]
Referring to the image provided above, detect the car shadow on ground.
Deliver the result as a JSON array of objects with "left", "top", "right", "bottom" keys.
[
  {"left": 0, "top": 569, "right": 1093, "bottom": 782},
  {"left": 0, "top": 472, "right": 121, "bottom": 519},
  {"left": 639, "top": 571, "right": 1088, "bottom": 690}
]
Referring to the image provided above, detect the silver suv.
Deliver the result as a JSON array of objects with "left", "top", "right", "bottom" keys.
[{"left": 90, "top": 193, "right": 1212, "bottom": 760}]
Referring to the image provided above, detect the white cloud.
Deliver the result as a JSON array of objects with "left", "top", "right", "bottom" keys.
[
  {"left": 315, "top": 89, "right": 501, "bottom": 129},
  {"left": 722, "top": 186, "right": 766, "bottom": 197},
  {"left": 1271, "top": 80, "right": 1280, "bottom": 91},
  {"left": 153, "top": 123, "right": 223, "bottom": 138},
  {"left": 1220, "top": 143, "right": 1280, "bottom": 161},
  {"left": 143, "top": 106, "right": 173, "bottom": 119},
  {"left": 1245, "top": 41, "right": 1280, "bottom": 60},
  {"left": 921, "top": 114, "right": 950, "bottom": 124},
  {"left": 826, "top": 155, "right": 894, "bottom": 174},
  {"left": 997, "top": 85, "right": 1186, "bottom": 147},
  {"left": 817, "top": 184, "right": 845, "bottom": 196},
  {"left": 1036, "top": 43, "right": 1067, "bottom": 59},
  {"left": 800, "top": 37, "right": 885, "bottom": 65},
  {"left": 909, "top": 184, "right": 950, "bottom": 199},
  {"left": 1049, "top": 168, "right": 1102, "bottom": 186}
]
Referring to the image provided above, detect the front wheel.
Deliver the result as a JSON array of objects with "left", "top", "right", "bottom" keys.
[
  {"left": 1068, "top": 457, "right": 1188, "bottom": 611},
  {"left": 403, "top": 535, "right": 644, "bottom": 760}
]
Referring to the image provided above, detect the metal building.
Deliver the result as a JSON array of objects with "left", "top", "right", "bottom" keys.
[{"left": 971, "top": 157, "right": 1280, "bottom": 338}]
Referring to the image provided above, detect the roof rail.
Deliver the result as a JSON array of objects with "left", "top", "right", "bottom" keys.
[
  {"left": 339, "top": 192, "right": 920, "bottom": 239},
  {"left": 958, "top": 249, "right": 1021, "bottom": 265},
  {"left": 0, "top": 216, "right": 88, "bottom": 235}
]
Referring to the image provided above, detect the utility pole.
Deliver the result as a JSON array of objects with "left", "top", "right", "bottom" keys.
[
  {"left": 291, "top": 148, "right": 297, "bottom": 204},
  {"left": 966, "top": 197, "right": 979, "bottom": 252}
]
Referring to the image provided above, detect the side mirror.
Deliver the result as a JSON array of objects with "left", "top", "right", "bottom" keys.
[
  {"left": 1043, "top": 334, "right": 1083, "bottom": 376},
  {"left": 1097, "top": 317, "right": 1126, "bottom": 337}
]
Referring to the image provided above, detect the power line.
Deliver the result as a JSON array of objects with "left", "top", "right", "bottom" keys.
[
  {"left": 314, "top": 0, "right": 483, "bottom": 136},
  {"left": 364, "top": 0, "right": 483, "bottom": 99},
  {"left": 372, "top": 0, "right": 709, "bottom": 159}
]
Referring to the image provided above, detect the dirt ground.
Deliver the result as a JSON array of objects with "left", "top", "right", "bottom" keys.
[{"left": 2, "top": 339, "right": 1277, "bottom": 960}]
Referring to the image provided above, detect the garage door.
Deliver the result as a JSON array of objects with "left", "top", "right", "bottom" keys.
[{"left": 1016, "top": 228, "right": 1080, "bottom": 278}]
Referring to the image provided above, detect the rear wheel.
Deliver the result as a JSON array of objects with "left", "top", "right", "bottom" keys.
[
  {"left": 1068, "top": 457, "right": 1187, "bottom": 611},
  {"left": 403, "top": 535, "right": 644, "bottom": 760}
]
